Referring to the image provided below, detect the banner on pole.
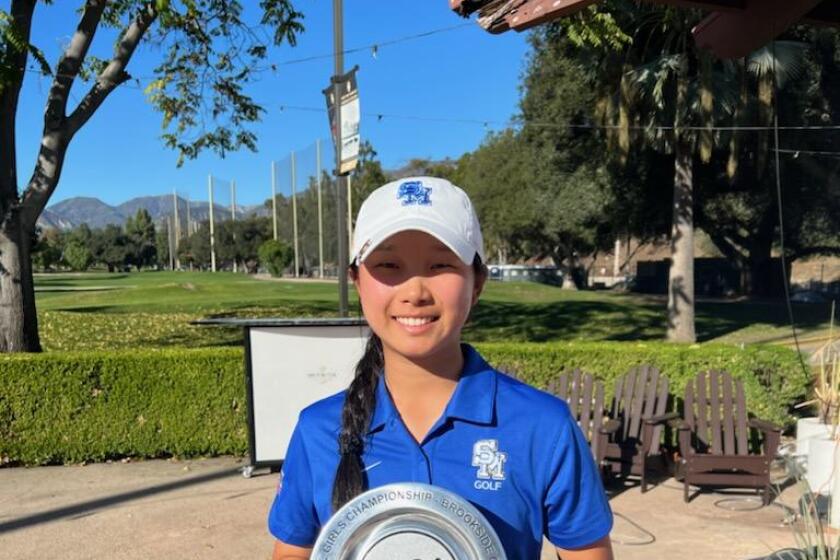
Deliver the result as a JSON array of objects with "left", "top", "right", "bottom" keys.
[{"left": 324, "top": 66, "right": 360, "bottom": 174}]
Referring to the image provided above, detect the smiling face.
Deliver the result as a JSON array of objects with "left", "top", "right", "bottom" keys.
[{"left": 352, "top": 230, "right": 485, "bottom": 366}]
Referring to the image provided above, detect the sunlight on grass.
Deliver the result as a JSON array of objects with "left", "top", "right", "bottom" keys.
[{"left": 33, "top": 271, "right": 834, "bottom": 351}]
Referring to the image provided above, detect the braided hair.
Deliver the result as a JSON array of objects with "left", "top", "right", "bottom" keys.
[{"left": 330, "top": 332, "right": 383, "bottom": 511}]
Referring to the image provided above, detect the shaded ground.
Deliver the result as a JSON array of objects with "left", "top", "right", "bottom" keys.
[
  {"left": 32, "top": 271, "right": 835, "bottom": 351},
  {"left": 0, "top": 456, "right": 803, "bottom": 560}
]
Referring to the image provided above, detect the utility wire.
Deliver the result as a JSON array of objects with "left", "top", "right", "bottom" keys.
[
  {"left": 278, "top": 103, "right": 840, "bottom": 133},
  {"left": 265, "top": 22, "right": 472, "bottom": 67},
  {"left": 775, "top": 148, "right": 840, "bottom": 158},
  {"left": 14, "top": 22, "right": 473, "bottom": 84}
]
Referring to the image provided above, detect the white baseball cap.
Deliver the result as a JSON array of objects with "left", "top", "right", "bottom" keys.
[{"left": 351, "top": 176, "right": 485, "bottom": 266}]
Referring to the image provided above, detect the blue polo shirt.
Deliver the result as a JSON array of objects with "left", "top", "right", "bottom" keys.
[{"left": 267, "top": 344, "right": 612, "bottom": 558}]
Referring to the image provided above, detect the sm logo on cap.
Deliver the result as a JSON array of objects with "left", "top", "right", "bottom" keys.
[{"left": 397, "top": 181, "right": 431, "bottom": 206}]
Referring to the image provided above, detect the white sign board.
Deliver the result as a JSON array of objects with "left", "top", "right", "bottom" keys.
[
  {"left": 323, "top": 67, "right": 361, "bottom": 174},
  {"left": 339, "top": 89, "right": 360, "bottom": 172},
  {"left": 248, "top": 324, "right": 369, "bottom": 464}
]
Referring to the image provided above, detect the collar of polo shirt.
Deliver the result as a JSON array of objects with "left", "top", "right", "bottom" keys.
[{"left": 367, "top": 344, "right": 498, "bottom": 435}]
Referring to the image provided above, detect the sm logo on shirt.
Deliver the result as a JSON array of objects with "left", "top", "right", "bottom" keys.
[{"left": 472, "top": 439, "right": 507, "bottom": 491}]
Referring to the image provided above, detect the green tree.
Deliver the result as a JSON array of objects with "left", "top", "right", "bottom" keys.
[
  {"left": 611, "top": 7, "right": 822, "bottom": 338},
  {"left": 216, "top": 216, "right": 272, "bottom": 273},
  {"left": 0, "top": 1, "right": 303, "bottom": 351},
  {"left": 264, "top": 167, "right": 342, "bottom": 277},
  {"left": 695, "top": 38, "right": 840, "bottom": 295},
  {"left": 533, "top": 4, "right": 829, "bottom": 340},
  {"left": 91, "top": 224, "right": 129, "bottom": 273},
  {"left": 124, "top": 208, "right": 156, "bottom": 269},
  {"left": 63, "top": 239, "right": 92, "bottom": 271},
  {"left": 67, "top": 223, "right": 93, "bottom": 247},
  {"left": 351, "top": 141, "right": 388, "bottom": 230},
  {"left": 519, "top": 25, "right": 626, "bottom": 288},
  {"left": 456, "top": 130, "right": 539, "bottom": 265},
  {"left": 456, "top": 20, "right": 624, "bottom": 287},
  {"left": 178, "top": 220, "right": 211, "bottom": 270},
  {"left": 259, "top": 239, "right": 294, "bottom": 277},
  {"left": 31, "top": 227, "right": 63, "bottom": 271},
  {"left": 235, "top": 217, "right": 273, "bottom": 274}
]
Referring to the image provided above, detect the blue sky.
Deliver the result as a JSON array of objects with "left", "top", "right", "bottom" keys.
[{"left": 12, "top": 1, "right": 531, "bottom": 208}]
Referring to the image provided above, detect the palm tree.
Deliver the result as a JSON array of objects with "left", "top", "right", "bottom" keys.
[
  {"left": 615, "top": 6, "right": 807, "bottom": 342},
  {"left": 619, "top": 7, "right": 723, "bottom": 342}
]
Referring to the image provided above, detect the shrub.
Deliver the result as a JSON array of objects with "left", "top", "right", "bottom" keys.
[
  {"left": 258, "top": 239, "right": 293, "bottom": 277},
  {"left": 63, "top": 240, "right": 93, "bottom": 271},
  {"left": 0, "top": 342, "right": 808, "bottom": 466},
  {"left": 476, "top": 341, "right": 808, "bottom": 429},
  {"left": 0, "top": 347, "right": 246, "bottom": 466}
]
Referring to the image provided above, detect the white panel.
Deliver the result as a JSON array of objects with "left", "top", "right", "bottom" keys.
[{"left": 249, "top": 325, "right": 369, "bottom": 463}]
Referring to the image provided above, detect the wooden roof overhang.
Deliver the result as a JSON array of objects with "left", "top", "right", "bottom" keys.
[{"left": 450, "top": 0, "right": 840, "bottom": 58}]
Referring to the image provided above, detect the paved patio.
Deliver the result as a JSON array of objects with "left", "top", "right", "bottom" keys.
[{"left": 0, "top": 456, "right": 805, "bottom": 559}]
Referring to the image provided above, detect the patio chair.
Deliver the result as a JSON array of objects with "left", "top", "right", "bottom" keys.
[
  {"left": 676, "top": 370, "right": 782, "bottom": 504},
  {"left": 547, "top": 369, "right": 615, "bottom": 468},
  {"left": 601, "top": 365, "right": 677, "bottom": 492}
]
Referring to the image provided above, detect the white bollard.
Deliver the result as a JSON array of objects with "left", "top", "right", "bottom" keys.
[
  {"left": 831, "top": 443, "right": 840, "bottom": 528},
  {"left": 808, "top": 437, "right": 839, "bottom": 496},
  {"left": 797, "top": 417, "right": 834, "bottom": 461}
]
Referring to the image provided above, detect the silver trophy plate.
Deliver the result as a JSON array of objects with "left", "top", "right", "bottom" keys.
[{"left": 311, "top": 483, "right": 507, "bottom": 560}]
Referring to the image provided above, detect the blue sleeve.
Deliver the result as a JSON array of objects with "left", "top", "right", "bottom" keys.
[
  {"left": 267, "top": 418, "right": 320, "bottom": 546},
  {"left": 544, "top": 411, "right": 613, "bottom": 550}
]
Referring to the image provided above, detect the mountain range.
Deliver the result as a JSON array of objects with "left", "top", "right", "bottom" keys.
[
  {"left": 38, "top": 195, "right": 267, "bottom": 231},
  {"left": 37, "top": 158, "right": 457, "bottom": 231}
]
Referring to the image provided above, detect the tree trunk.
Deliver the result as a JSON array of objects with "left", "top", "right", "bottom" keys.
[
  {"left": 0, "top": 208, "right": 40, "bottom": 352},
  {"left": 745, "top": 244, "right": 772, "bottom": 297},
  {"left": 743, "top": 210, "right": 775, "bottom": 297},
  {"left": 560, "top": 267, "right": 578, "bottom": 290},
  {"left": 0, "top": 1, "right": 38, "bottom": 352},
  {"left": 666, "top": 138, "right": 697, "bottom": 343},
  {"left": 553, "top": 250, "right": 579, "bottom": 290}
]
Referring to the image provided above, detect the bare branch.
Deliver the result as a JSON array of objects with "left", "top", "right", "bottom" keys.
[
  {"left": 66, "top": 3, "right": 157, "bottom": 136},
  {"left": 44, "top": 0, "right": 107, "bottom": 132}
]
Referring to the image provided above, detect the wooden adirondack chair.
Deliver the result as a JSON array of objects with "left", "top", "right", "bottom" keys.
[
  {"left": 677, "top": 370, "right": 782, "bottom": 504},
  {"left": 547, "top": 369, "right": 613, "bottom": 468},
  {"left": 601, "top": 365, "right": 677, "bottom": 492}
]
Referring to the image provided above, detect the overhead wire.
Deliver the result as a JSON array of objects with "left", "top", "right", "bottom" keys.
[
  {"left": 775, "top": 148, "right": 840, "bottom": 158},
  {"left": 276, "top": 104, "right": 840, "bottom": 144},
  {"left": 14, "top": 21, "right": 473, "bottom": 86},
  {"left": 19, "top": 15, "right": 840, "bottom": 162},
  {"left": 264, "top": 22, "right": 472, "bottom": 68}
]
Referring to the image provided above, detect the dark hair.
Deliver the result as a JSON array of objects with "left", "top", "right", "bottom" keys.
[{"left": 330, "top": 255, "right": 487, "bottom": 511}]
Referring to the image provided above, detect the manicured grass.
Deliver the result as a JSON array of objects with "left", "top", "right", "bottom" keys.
[
  {"left": 33, "top": 271, "right": 834, "bottom": 351},
  {"left": 35, "top": 271, "right": 342, "bottom": 314}
]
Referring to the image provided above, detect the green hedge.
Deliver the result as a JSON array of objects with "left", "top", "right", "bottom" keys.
[
  {"left": 0, "top": 342, "right": 809, "bottom": 466},
  {"left": 0, "top": 347, "right": 247, "bottom": 466},
  {"left": 477, "top": 341, "right": 809, "bottom": 429}
]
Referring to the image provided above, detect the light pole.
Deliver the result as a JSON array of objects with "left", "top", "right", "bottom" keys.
[
  {"left": 333, "top": 0, "right": 349, "bottom": 315},
  {"left": 208, "top": 174, "right": 216, "bottom": 273}
]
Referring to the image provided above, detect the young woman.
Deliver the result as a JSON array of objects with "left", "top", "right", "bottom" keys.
[{"left": 268, "top": 177, "right": 613, "bottom": 559}]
